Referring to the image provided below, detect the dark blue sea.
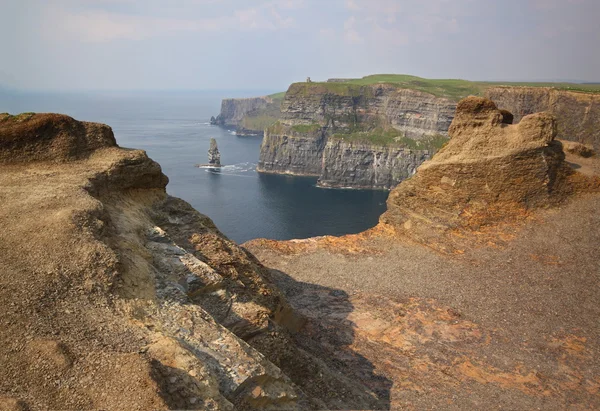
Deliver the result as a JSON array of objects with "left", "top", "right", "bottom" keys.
[{"left": 1, "top": 90, "right": 388, "bottom": 243}]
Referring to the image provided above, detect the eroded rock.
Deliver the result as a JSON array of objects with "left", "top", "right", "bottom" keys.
[{"left": 381, "top": 96, "right": 574, "bottom": 246}]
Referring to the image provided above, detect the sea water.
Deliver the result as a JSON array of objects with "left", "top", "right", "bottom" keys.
[{"left": 1, "top": 90, "right": 388, "bottom": 243}]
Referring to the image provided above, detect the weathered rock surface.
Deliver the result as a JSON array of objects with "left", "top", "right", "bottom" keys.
[
  {"left": 485, "top": 86, "right": 600, "bottom": 149},
  {"left": 257, "top": 126, "right": 326, "bottom": 176},
  {"left": 208, "top": 138, "right": 221, "bottom": 166},
  {"left": 318, "top": 139, "right": 430, "bottom": 189},
  {"left": 257, "top": 83, "right": 452, "bottom": 188},
  {"left": 0, "top": 113, "right": 383, "bottom": 410},
  {"left": 0, "top": 112, "right": 117, "bottom": 163},
  {"left": 277, "top": 83, "right": 456, "bottom": 138},
  {"left": 381, "top": 97, "right": 575, "bottom": 246}
]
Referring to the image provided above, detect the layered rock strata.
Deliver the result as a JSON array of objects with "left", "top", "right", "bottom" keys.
[
  {"left": 257, "top": 83, "right": 453, "bottom": 189},
  {"left": 0, "top": 113, "right": 383, "bottom": 410},
  {"left": 319, "top": 139, "right": 430, "bottom": 189},
  {"left": 485, "top": 87, "right": 600, "bottom": 149},
  {"left": 381, "top": 97, "right": 574, "bottom": 245}
]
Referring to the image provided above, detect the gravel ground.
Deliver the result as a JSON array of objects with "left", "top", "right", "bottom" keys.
[{"left": 245, "top": 157, "right": 600, "bottom": 409}]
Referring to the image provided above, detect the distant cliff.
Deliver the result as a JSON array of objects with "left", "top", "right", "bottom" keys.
[
  {"left": 257, "top": 82, "right": 452, "bottom": 189},
  {"left": 485, "top": 87, "right": 600, "bottom": 149},
  {"left": 256, "top": 77, "right": 600, "bottom": 189},
  {"left": 211, "top": 95, "right": 282, "bottom": 135}
]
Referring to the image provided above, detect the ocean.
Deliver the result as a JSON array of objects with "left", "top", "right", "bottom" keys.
[{"left": 1, "top": 90, "right": 388, "bottom": 243}]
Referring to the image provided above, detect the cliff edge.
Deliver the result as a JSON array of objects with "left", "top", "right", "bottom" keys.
[{"left": 0, "top": 113, "right": 385, "bottom": 410}]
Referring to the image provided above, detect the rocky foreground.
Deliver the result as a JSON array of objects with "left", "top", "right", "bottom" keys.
[
  {"left": 1, "top": 99, "right": 600, "bottom": 410},
  {"left": 0, "top": 113, "right": 385, "bottom": 410}
]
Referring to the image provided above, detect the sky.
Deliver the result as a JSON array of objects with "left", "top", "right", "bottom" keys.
[{"left": 2, "top": 0, "right": 599, "bottom": 91}]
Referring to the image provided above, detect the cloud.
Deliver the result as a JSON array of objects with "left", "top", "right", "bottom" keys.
[
  {"left": 345, "top": 0, "right": 360, "bottom": 11},
  {"left": 343, "top": 16, "right": 364, "bottom": 44},
  {"left": 43, "top": 1, "right": 297, "bottom": 42}
]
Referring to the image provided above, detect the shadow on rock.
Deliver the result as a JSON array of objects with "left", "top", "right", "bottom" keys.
[{"left": 257, "top": 268, "right": 393, "bottom": 410}]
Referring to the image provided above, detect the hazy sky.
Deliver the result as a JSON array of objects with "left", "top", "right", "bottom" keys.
[{"left": 3, "top": 0, "right": 599, "bottom": 91}]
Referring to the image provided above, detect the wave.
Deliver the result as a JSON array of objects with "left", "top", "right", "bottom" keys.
[{"left": 201, "top": 162, "right": 257, "bottom": 177}]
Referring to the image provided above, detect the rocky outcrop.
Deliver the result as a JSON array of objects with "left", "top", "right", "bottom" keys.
[
  {"left": 0, "top": 112, "right": 117, "bottom": 163},
  {"left": 485, "top": 87, "right": 600, "bottom": 149},
  {"left": 208, "top": 138, "right": 221, "bottom": 166},
  {"left": 257, "top": 83, "right": 451, "bottom": 188},
  {"left": 381, "top": 97, "right": 574, "bottom": 245},
  {"left": 0, "top": 113, "right": 383, "bottom": 410}
]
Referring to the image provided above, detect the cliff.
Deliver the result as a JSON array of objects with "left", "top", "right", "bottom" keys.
[
  {"left": 0, "top": 113, "right": 385, "bottom": 410},
  {"left": 256, "top": 76, "right": 600, "bottom": 189},
  {"left": 257, "top": 82, "right": 452, "bottom": 189},
  {"left": 485, "top": 86, "right": 600, "bottom": 149},
  {"left": 211, "top": 95, "right": 282, "bottom": 135},
  {"left": 319, "top": 138, "right": 430, "bottom": 189}
]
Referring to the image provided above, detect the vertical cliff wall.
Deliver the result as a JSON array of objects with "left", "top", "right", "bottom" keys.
[
  {"left": 318, "top": 139, "right": 431, "bottom": 189},
  {"left": 278, "top": 83, "right": 456, "bottom": 139},
  {"left": 257, "top": 82, "right": 452, "bottom": 189},
  {"left": 257, "top": 125, "right": 326, "bottom": 176},
  {"left": 485, "top": 87, "right": 600, "bottom": 149}
]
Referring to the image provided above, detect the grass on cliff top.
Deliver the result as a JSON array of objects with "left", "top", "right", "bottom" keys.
[
  {"left": 268, "top": 91, "right": 286, "bottom": 99},
  {"left": 0, "top": 112, "right": 36, "bottom": 122},
  {"left": 289, "top": 74, "right": 600, "bottom": 101},
  {"left": 331, "top": 128, "right": 449, "bottom": 150}
]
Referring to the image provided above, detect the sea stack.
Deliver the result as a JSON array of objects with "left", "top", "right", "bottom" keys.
[{"left": 208, "top": 138, "right": 221, "bottom": 166}]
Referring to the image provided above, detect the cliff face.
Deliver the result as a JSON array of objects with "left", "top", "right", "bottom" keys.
[
  {"left": 212, "top": 97, "right": 272, "bottom": 127},
  {"left": 257, "top": 83, "right": 452, "bottom": 189},
  {"left": 279, "top": 83, "right": 455, "bottom": 138},
  {"left": 319, "top": 139, "right": 430, "bottom": 189},
  {"left": 257, "top": 127, "right": 326, "bottom": 176},
  {"left": 256, "top": 81, "right": 600, "bottom": 189},
  {"left": 485, "top": 87, "right": 600, "bottom": 149},
  {"left": 0, "top": 113, "right": 384, "bottom": 410}
]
